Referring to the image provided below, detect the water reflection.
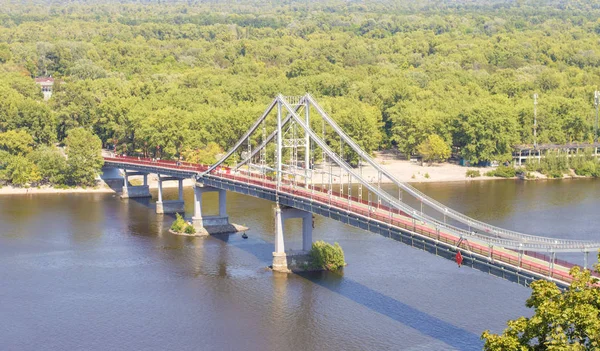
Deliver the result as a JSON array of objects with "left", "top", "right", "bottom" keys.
[{"left": 1, "top": 179, "right": 598, "bottom": 350}]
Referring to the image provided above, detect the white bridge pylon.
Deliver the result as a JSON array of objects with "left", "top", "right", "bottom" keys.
[{"left": 202, "top": 93, "right": 600, "bottom": 257}]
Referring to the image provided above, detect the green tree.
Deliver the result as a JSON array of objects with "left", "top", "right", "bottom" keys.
[
  {"left": 65, "top": 128, "right": 104, "bottom": 186},
  {"left": 482, "top": 253, "right": 600, "bottom": 350},
  {"left": 181, "top": 142, "right": 224, "bottom": 165},
  {"left": 309, "top": 241, "right": 346, "bottom": 271},
  {"left": 417, "top": 134, "right": 451, "bottom": 164},
  {"left": 28, "top": 145, "right": 68, "bottom": 184},
  {"left": 4, "top": 155, "right": 41, "bottom": 186},
  {"left": 0, "top": 130, "right": 34, "bottom": 155},
  {"left": 451, "top": 98, "right": 519, "bottom": 164}
]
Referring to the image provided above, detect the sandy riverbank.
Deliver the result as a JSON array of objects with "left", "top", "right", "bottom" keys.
[
  {"left": 0, "top": 173, "right": 196, "bottom": 196},
  {"left": 315, "top": 152, "right": 502, "bottom": 184},
  {"left": 0, "top": 184, "right": 115, "bottom": 195},
  {"left": 2, "top": 152, "right": 573, "bottom": 196}
]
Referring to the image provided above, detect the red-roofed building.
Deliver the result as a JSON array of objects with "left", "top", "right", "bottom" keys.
[{"left": 34, "top": 77, "right": 54, "bottom": 100}]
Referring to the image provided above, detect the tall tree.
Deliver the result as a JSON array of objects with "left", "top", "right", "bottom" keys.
[
  {"left": 417, "top": 134, "right": 451, "bottom": 164},
  {"left": 65, "top": 128, "right": 104, "bottom": 186},
  {"left": 482, "top": 253, "right": 600, "bottom": 350}
]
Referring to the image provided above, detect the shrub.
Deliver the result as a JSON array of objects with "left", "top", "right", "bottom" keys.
[
  {"left": 184, "top": 224, "right": 196, "bottom": 234},
  {"left": 574, "top": 160, "right": 599, "bottom": 177},
  {"left": 465, "top": 169, "right": 480, "bottom": 178},
  {"left": 424, "top": 172, "right": 430, "bottom": 179},
  {"left": 309, "top": 240, "right": 346, "bottom": 271},
  {"left": 485, "top": 165, "right": 516, "bottom": 178},
  {"left": 170, "top": 213, "right": 186, "bottom": 233},
  {"left": 547, "top": 169, "right": 564, "bottom": 179}
]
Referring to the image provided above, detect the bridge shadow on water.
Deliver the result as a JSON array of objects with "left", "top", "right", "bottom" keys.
[
  {"left": 296, "top": 270, "right": 481, "bottom": 350},
  {"left": 210, "top": 233, "right": 481, "bottom": 350}
]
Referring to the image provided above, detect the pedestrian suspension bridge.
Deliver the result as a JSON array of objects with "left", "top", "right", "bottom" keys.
[{"left": 104, "top": 94, "right": 600, "bottom": 288}]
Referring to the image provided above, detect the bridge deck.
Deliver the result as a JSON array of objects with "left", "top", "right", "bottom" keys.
[{"left": 104, "top": 156, "right": 599, "bottom": 288}]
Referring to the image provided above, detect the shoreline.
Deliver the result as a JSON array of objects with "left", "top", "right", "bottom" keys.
[{"left": 1, "top": 157, "right": 596, "bottom": 196}]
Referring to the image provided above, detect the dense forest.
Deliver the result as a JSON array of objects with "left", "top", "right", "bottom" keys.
[{"left": 2, "top": 0, "right": 600, "bottom": 185}]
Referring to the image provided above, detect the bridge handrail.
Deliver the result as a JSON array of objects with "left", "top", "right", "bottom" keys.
[
  {"left": 306, "top": 94, "right": 600, "bottom": 249},
  {"left": 105, "top": 154, "right": 599, "bottom": 284},
  {"left": 277, "top": 97, "right": 600, "bottom": 252},
  {"left": 104, "top": 152, "right": 600, "bottom": 252}
]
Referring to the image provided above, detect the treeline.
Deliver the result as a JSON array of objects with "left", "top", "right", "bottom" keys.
[
  {"left": 1, "top": 0, "right": 600, "bottom": 186},
  {"left": 0, "top": 128, "right": 103, "bottom": 187}
]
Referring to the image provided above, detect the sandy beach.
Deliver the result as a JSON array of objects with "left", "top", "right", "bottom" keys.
[
  {"left": 0, "top": 172, "right": 196, "bottom": 196},
  {"left": 311, "top": 151, "right": 503, "bottom": 184},
  {"left": 0, "top": 184, "right": 115, "bottom": 195},
  {"left": 0, "top": 153, "right": 509, "bottom": 196}
]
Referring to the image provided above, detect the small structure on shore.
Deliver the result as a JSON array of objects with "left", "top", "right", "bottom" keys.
[
  {"left": 34, "top": 77, "right": 54, "bottom": 100},
  {"left": 513, "top": 142, "right": 600, "bottom": 166}
]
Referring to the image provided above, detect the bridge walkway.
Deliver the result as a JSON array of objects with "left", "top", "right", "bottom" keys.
[{"left": 102, "top": 155, "right": 599, "bottom": 287}]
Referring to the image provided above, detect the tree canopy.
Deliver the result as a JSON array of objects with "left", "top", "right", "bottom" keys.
[
  {"left": 482, "top": 253, "right": 600, "bottom": 350},
  {"left": 65, "top": 128, "right": 104, "bottom": 187},
  {"left": 1, "top": 0, "right": 600, "bottom": 180}
]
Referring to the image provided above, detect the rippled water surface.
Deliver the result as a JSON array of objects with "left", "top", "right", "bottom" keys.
[{"left": 1, "top": 179, "right": 598, "bottom": 350}]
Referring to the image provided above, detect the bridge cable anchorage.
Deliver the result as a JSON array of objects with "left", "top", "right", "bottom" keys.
[{"left": 303, "top": 93, "right": 600, "bottom": 252}]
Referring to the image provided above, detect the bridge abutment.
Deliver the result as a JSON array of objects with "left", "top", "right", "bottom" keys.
[
  {"left": 120, "top": 170, "right": 151, "bottom": 199},
  {"left": 272, "top": 204, "right": 313, "bottom": 273}
]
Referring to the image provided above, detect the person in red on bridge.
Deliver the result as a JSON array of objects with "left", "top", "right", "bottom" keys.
[{"left": 455, "top": 251, "right": 463, "bottom": 267}]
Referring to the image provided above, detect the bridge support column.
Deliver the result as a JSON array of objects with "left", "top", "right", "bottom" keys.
[
  {"left": 120, "top": 169, "right": 151, "bottom": 199},
  {"left": 155, "top": 175, "right": 185, "bottom": 214},
  {"left": 156, "top": 175, "right": 163, "bottom": 214},
  {"left": 272, "top": 204, "right": 313, "bottom": 273},
  {"left": 190, "top": 183, "right": 246, "bottom": 235}
]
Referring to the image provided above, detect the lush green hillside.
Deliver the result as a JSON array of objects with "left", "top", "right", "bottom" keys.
[{"left": 2, "top": 0, "right": 600, "bottom": 185}]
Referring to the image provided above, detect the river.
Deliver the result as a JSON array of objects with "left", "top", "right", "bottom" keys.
[{"left": 1, "top": 179, "right": 598, "bottom": 350}]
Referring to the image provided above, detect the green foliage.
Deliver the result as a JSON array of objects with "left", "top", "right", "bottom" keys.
[
  {"left": 574, "top": 160, "right": 600, "bottom": 177},
  {"left": 0, "top": 130, "right": 34, "bottom": 155},
  {"left": 451, "top": 99, "right": 518, "bottom": 164},
  {"left": 181, "top": 142, "right": 224, "bottom": 165},
  {"left": 28, "top": 146, "right": 68, "bottom": 184},
  {"left": 417, "top": 134, "right": 451, "bottom": 164},
  {"left": 3, "top": 154, "right": 41, "bottom": 186},
  {"left": 170, "top": 213, "right": 186, "bottom": 233},
  {"left": 309, "top": 240, "right": 346, "bottom": 271},
  {"left": 1, "top": 0, "right": 600, "bottom": 174},
  {"left": 465, "top": 169, "right": 481, "bottom": 178},
  {"left": 424, "top": 172, "right": 430, "bottom": 179},
  {"left": 526, "top": 151, "right": 570, "bottom": 178},
  {"left": 485, "top": 165, "right": 517, "bottom": 178},
  {"left": 482, "top": 252, "right": 600, "bottom": 350},
  {"left": 65, "top": 128, "right": 103, "bottom": 186},
  {"left": 569, "top": 149, "right": 600, "bottom": 177},
  {"left": 184, "top": 224, "right": 196, "bottom": 234}
]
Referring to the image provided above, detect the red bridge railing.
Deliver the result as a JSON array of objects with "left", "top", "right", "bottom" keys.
[{"left": 104, "top": 155, "right": 599, "bottom": 285}]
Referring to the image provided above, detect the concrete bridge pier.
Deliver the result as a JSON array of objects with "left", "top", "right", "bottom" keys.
[
  {"left": 155, "top": 175, "right": 185, "bottom": 214},
  {"left": 191, "top": 184, "right": 242, "bottom": 235},
  {"left": 120, "top": 169, "right": 151, "bottom": 198},
  {"left": 272, "top": 204, "right": 313, "bottom": 272}
]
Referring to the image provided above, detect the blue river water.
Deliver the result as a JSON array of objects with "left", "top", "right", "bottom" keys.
[{"left": 1, "top": 178, "right": 598, "bottom": 350}]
